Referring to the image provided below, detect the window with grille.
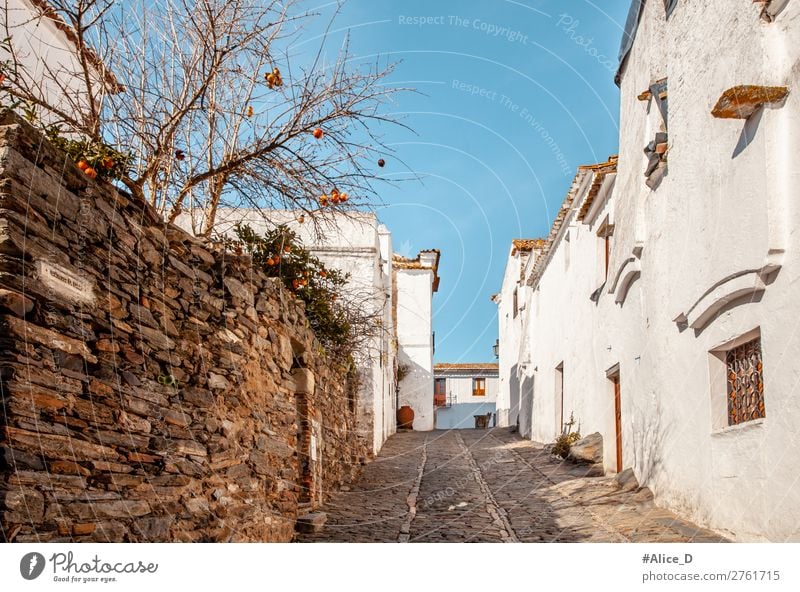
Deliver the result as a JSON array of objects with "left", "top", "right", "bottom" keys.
[
  {"left": 472, "top": 377, "right": 486, "bottom": 397},
  {"left": 726, "top": 337, "right": 765, "bottom": 426}
]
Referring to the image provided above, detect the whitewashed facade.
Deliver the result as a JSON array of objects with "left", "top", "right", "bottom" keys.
[
  {"left": 433, "top": 364, "right": 499, "bottom": 429},
  {"left": 492, "top": 240, "right": 543, "bottom": 428},
  {"left": 394, "top": 251, "right": 441, "bottom": 431},
  {"left": 2, "top": 0, "right": 119, "bottom": 122},
  {"left": 498, "top": 0, "right": 800, "bottom": 541}
]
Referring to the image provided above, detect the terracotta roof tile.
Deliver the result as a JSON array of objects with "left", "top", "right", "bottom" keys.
[
  {"left": 577, "top": 157, "right": 618, "bottom": 221},
  {"left": 511, "top": 238, "right": 546, "bottom": 255},
  {"left": 393, "top": 249, "right": 441, "bottom": 291},
  {"left": 525, "top": 156, "right": 618, "bottom": 289}
]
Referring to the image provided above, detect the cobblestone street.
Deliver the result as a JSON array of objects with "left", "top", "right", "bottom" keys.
[{"left": 297, "top": 428, "right": 727, "bottom": 543}]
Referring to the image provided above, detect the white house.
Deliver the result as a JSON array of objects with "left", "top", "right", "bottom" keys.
[
  {"left": 1, "top": 0, "right": 120, "bottom": 123},
  {"left": 394, "top": 250, "right": 441, "bottom": 431},
  {"left": 492, "top": 240, "right": 544, "bottom": 428},
  {"left": 497, "top": 0, "right": 800, "bottom": 541},
  {"left": 433, "top": 363, "right": 499, "bottom": 429}
]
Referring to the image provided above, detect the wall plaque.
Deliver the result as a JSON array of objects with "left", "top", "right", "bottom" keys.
[{"left": 36, "top": 260, "right": 95, "bottom": 304}]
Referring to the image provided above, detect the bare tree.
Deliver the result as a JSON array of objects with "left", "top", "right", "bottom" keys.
[{"left": 1, "top": 0, "right": 404, "bottom": 234}]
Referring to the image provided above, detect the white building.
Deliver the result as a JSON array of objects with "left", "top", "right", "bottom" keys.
[
  {"left": 1, "top": 0, "right": 120, "bottom": 123},
  {"left": 394, "top": 250, "right": 441, "bottom": 432},
  {"left": 433, "top": 363, "right": 499, "bottom": 429},
  {"left": 497, "top": 0, "right": 800, "bottom": 541},
  {"left": 492, "top": 240, "right": 544, "bottom": 428}
]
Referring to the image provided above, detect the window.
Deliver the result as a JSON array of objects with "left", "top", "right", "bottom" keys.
[
  {"left": 709, "top": 330, "right": 765, "bottom": 431},
  {"left": 725, "top": 337, "right": 765, "bottom": 426},
  {"left": 434, "top": 378, "right": 447, "bottom": 407},
  {"left": 472, "top": 377, "right": 486, "bottom": 397}
]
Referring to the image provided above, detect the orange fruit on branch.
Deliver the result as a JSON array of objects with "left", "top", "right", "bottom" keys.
[
  {"left": 312, "top": 128, "right": 324, "bottom": 139},
  {"left": 76, "top": 160, "right": 89, "bottom": 171},
  {"left": 84, "top": 167, "right": 98, "bottom": 179},
  {"left": 378, "top": 158, "right": 385, "bottom": 167},
  {"left": 101, "top": 156, "right": 115, "bottom": 169}
]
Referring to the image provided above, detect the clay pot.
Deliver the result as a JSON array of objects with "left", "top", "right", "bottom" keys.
[{"left": 397, "top": 405, "right": 414, "bottom": 430}]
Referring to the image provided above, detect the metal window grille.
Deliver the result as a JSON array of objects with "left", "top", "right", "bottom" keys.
[{"left": 726, "top": 337, "right": 765, "bottom": 426}]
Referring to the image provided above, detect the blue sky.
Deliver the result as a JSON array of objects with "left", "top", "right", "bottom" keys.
[{"left": 294, "top": 0, "right": 631, "bottom": 363}]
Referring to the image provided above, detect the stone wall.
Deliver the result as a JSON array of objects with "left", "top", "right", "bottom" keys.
[{"left": 0, "top": 112, "right": 367, "bottom": 542}]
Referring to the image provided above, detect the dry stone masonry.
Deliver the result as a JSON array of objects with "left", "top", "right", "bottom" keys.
[{"left": 0, "top": 112, "right": 368, "bottom": 542}]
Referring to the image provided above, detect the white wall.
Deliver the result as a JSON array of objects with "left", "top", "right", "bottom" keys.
[
  {"left": 2, "top": 0, "right": 109, "bottom": 124},
  {"left": 495, "top": 249, "right": 530, "bottom": 427},
  {"left": 396, "top": 268, "right": 435, "bottom": 431},
  {"left": 513, "top": 0, "right": 800, "bottom": 542},
  {"left": 437, "top": 375, "right": 499, "bottom": 405}
]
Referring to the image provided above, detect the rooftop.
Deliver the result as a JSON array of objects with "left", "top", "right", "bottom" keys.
[
  {"left": 393, "top": 249, "right": 441, "bottom": 292},
  {"left": 434, "top": 363, "right": 499, "bottom": 375}
]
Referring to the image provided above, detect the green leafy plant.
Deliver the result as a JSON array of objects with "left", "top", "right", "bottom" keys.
[
  {"left": 230, "top": 223, "right": 352, "bottom": 354},
  {"left": 44, "top": 126, "right": 132, "bottom": 181}
]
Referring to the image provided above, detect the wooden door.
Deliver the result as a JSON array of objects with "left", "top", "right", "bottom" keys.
[{"left": 613, "top": 377, "right": 622, "bottom": 472}]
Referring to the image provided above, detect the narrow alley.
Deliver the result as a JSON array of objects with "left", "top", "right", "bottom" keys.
[{"left": 297, "top": 429, "right": 726, "bottom": 543}]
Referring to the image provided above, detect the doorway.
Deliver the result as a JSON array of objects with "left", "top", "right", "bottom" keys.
[{"left": 611, "top": 373, "right": 622, "bottom": 473}]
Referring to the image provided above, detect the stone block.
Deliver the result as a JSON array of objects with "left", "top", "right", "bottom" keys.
[
  {"left": 182, "top": 387, "right": 215, "bottom": 408},
  {"left": 568, "top": 432, "right": 603, "bottom": 465},
  {"left": 295, "top": 512, "right": 326, "bottom": 533},
  {"left": 207, "top": 372, "right": 231, "bottom": 390},
  {"left": 291, "top": 368, "right": 315, "bottom": 395},
  {"left": 615, "top": 468, "right": 640, "bottom": 492},
  {"left": 0, "top": 288, "right": 34, "bottom": 316}
]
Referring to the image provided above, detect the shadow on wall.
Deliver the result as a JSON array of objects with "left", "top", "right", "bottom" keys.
[
  {"left": 732, "top": 107, "right": 764, "bottom": 159},
  {"left": 396, "top": 354, "right": 433, "bottom": 431},
  {"left": 509, "top": 363, "right": 521, "bottom": 427},
  {"left": 518, "top": 374, "right": 534, "bottom": 440},
  {"left": 630, "top": 396, "right": 668, "bottom": 488}
]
